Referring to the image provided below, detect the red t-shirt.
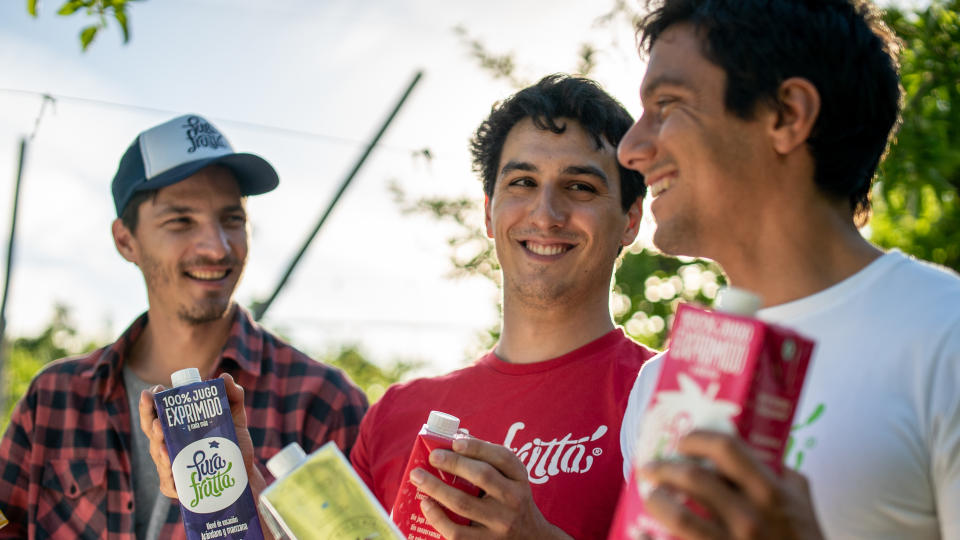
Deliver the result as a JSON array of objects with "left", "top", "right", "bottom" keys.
[{"left": 350, "top": 329, "right": 654, "bottom": 539}]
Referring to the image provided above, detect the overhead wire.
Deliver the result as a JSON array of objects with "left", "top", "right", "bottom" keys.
[{"left": 0, "top": 87, "right": 431, "bottom": 155}]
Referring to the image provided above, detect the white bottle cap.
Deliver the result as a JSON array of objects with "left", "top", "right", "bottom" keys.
[
  {"left": 714, "top": 287, "right": 762, "bottom": 316},
  {"left": 426, "top": 411, "right": 460, "bottom": 437},
  {"left": 266, "top": 442, "right": 308, "bottom": 479},
  {"left": 170, "top": 367, "right": 202, "bottom": 388}
]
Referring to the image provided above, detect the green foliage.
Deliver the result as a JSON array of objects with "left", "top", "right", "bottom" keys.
[
  {"left": 1, "top": 305, "right": 101, "bottom": 431},
  {"left": 454, "top": 25, "right": 522, "bottom": 87},
  {"left": 80, "top": 24, "right": 99, "bottom": 50},
  {"left": 319, "top": 345, "right": 421, "bottom": 403},
  {"left": 390, "top": 183, "right": 501, "bottom": 285},
  {"left": 873, "top": 0, "right": 960, "bottom": 272},
  {"left": 613, "top": 250, "right": 725, "bottom": 350},
  {"left": 28, "top": 0, "right": 135, "bottom": 51}
]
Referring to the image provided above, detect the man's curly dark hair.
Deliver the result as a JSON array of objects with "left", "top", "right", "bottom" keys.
[
  {"left": 470, "top": 74, "right": 645, "bottom": 212},
  {"left": 636, "top": 0, "right": 902, "bottom": 226}
]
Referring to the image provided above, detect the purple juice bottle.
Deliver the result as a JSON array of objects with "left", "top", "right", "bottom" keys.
[{"left": 154, "top": 368, "right": 263, "bottom": 540}]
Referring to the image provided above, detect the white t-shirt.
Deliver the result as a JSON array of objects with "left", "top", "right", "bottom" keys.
[{"left": 621, "top": 250, "right": 960, "bottom": 540}]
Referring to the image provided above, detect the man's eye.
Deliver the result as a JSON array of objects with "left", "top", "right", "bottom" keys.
[
  {"left": 225, "top": 215, "right": 246, "bottom": 226},
  {"left": 508, "top": 177, "right": 536, "bottom": 187},
  {"left": 655, "top": 97, "right": 679, "bottom": 117},
  {"left": 166, "top": 217, "right": 191, "bottom": 227},
  {"left": 569, "top": 182, "right": 597, "bottom": 193}
]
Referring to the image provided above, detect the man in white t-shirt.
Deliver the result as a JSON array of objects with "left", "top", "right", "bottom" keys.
[{"left": 616, "top": 1, "right": 960, "bottom": 539}]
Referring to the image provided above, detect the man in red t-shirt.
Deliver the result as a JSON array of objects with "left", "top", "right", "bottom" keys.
[{"left": 350, "top": 74, "right": 655, "bottom": 539}]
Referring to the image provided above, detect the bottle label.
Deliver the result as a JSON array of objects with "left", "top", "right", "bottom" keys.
[{"left": 172, "top": 436, "right": 248, "bottom": 513}]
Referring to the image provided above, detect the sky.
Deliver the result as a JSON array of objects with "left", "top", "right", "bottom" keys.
[{"left": 0, "top": 0, "right": 647, "bottom": 376}]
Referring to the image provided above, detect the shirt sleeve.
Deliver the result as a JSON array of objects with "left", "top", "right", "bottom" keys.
[
  {"left": 349, "top": 406, "right": 377, "bottom": 496},
  {"left": 0, "top": 391, "right": 36, "bottom": 538},
  {"left": 300, "top": 370, "right": 369, "bottom": 457},
  {"left": 620, "top": 353, "right": 664, "bottom": 480}
]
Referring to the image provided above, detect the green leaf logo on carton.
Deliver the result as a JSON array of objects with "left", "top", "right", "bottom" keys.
[{"left": 186, "top": 441, "right": 239, "bottom": 508}]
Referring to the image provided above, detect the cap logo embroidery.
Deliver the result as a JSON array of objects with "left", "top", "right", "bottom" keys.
[{"left": 182, "top": 116, "right": 227, "bottom": 154}]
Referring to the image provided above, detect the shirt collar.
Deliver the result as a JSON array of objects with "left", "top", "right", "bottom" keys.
[
  {"left": 88, "top": 304, "right": 265, "bottom": 395},
  {"left": 220, "top": 305, "right": 266, "bottom": 378}
]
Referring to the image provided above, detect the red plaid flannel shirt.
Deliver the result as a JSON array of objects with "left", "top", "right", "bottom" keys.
[{"left": 0, "top": 306, "right": 368, "bottom": 539}]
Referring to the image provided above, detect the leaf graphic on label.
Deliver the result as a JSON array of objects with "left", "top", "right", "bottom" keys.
[
  {"left": 786, "top": 402, "right": 825, "bottom": 470},
  {"left": 791, "top": 403, "right": 825, "bottom": 430}
]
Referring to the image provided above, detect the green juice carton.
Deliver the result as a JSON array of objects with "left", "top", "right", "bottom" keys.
[{"left": 258, "top": 442, "right": 402, "bottom": 540}]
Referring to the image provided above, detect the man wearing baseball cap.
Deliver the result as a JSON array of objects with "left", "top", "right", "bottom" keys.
[{"left": 0, "top": 114, "right": 368, "bottom": 539}]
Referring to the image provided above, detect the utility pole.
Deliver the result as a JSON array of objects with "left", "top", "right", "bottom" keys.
[
  {"left": 252, "top": 70, "right": 424, "bottom": 321},
  {"left": 0, "top": 95, "right": 54, "bottom": 414}
]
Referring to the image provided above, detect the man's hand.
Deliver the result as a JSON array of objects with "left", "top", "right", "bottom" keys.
[
  {"left": 637, "top": 430, "right": 824, "bottom": 540},
  {"left": 137, "top": 373, "right": 266, "bottom": 499},
  {"left": 409, "top": 437, "right": 573, "bottom": 540}
]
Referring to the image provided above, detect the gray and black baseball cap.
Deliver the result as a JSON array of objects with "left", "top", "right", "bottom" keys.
[{"left": 111, "top": 114, "right": 279, "bottom": 216}]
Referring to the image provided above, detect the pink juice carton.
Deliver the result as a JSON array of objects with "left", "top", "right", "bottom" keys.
[
  {"left": 154, "top": 368, "right": 263, "bottom": 540},
  {"left": 391, "top": 411, "right": 480, "bottom": 539},
  {"left": 609, "top": 288, "right": 814, "bottom": 540}
]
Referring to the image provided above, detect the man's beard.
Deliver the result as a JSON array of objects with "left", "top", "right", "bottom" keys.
[
  {"left": 139, "top": 251, "right": 242, "bottom": 326},
  {"left": 177, "top": 296, "right": 233, "bottom": 325}
]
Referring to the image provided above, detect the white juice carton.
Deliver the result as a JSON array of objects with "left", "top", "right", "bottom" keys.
[{"left": 609, "top": 288, "right": 815, "bottom": 540}]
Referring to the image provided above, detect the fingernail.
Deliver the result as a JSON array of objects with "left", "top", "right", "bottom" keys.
[
  {"left": 452, "top": 438, "right": 467, "bottom": 452},
  {"left": 429, "top": 449, "right": 446, "bottom": 465},
  {"left": 420, "top": 498, "right": 435, "bottom": 513},
  {"left": 410, "top": 468, "right": 425, "bottom": 485}
]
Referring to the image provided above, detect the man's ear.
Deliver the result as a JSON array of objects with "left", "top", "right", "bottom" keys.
[
  {"left": 770, "top": 77, "right": 820, "bottom": 155},
  {"left": 112, "top": 219, "right": 139, "bottom": 265},
  {"left": 484, "top": 194, "right": 494, "bottom": 239},
  {"left": 621, "top": 198, "right": 643, "bottom": 247}
]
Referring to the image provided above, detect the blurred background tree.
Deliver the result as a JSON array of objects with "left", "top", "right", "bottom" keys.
[
  {"left": 872, "top": 0, "right": 960, "bottom": 269},
  {"left": 27, "top": 0, "right": 134, "bottom": 51},
  {"left": 322, "top": 345, "right": 422, "bottom": 403},
  {"left": 0, "top": 305, "right": 99, "bottom": 429}
]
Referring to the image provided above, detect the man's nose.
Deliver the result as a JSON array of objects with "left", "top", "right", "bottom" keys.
[
  {"left": 617, "top": 115, "right": 656, "bottom": 173},
  {"left": 529, "top": 185, "right": 567, "bottom": 229},
  {"left": 195, "top": 222, "right": 230, "bottom": 260}
]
